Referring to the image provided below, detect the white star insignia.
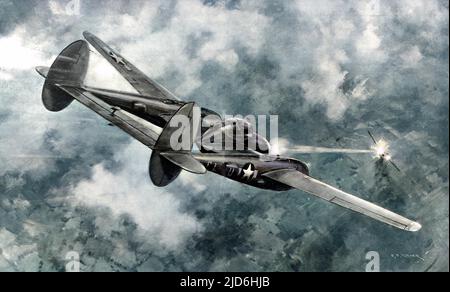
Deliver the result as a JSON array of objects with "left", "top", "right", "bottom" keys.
[
  {"left": 242, "top": 164, "right": 254, "bottom": 180},
  {"left": 109, "top": 51, "right": 132, "bottom": 71}
]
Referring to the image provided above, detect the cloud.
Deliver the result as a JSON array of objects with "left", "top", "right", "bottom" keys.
[
  {"left": 0, "top": 71, "right": 13, "bottom": 81},
  {"left": 84, "top": 50, "right": 138, "bottom": 93},
  {"left": 261, "top": 0, "right": 447, "bottom": 120},
  {"left": 300, "top": 55, "right": 352, "bottom": 120},
  {"left": 400, "top": 46, "right": 423, "bottom": 66},
  {"left": 86, "top": 0, "right": 270, "bottom": 96},
  {"left": 0, "top": 27, "right": 53, "bottom": 72},
  {"left": 0, "top": 27, "right": 53, "bottom": 82},
  {"left": 0, "top": 228, "right": 38, "bottom": 272},
  {"left": 69, "top": 141, "right": 202, "bottom": 250},
  {"left": 255, "top": 0, "right": 380, "bottom": 120},
  {"left": 354, "top": 1, "right": 385, "bottom": 59}
]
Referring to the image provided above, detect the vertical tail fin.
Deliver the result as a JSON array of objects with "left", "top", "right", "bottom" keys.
[
  {"left": 154, "top": 102, "right": 198, "bottom": 151},
  {"left": 39, "top": 40, "right": 90, "bottom": 112},
  {"left": 149, "top": 103, "right": 205, "bottom": 186}
]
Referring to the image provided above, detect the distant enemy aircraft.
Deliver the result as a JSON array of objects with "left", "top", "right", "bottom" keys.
[
  {"left": 36, "top": 32, "right": 421, "bottom": 232},
  {"left": 368, "top": 131, "right": 402, "bottom": 172}
]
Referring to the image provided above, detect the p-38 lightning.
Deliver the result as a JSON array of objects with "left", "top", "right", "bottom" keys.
[{"left": 36, "top": 32, "right": 421, "bottom": 232}]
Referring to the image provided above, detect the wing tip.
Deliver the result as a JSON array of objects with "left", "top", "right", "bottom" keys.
[
  {"left": 83, "top": 31, "right": 93, "bottom": 39},
  {"left": 406, "top": 222, "right": 422, "bottom": 232}
]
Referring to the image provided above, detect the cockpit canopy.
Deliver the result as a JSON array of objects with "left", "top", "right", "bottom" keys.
[{"left": 200, "top": 118, "right": 271, "bottom": 154}]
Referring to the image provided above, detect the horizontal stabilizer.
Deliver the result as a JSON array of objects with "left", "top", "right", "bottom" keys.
[
  {"left": 36, "top": 66, "right": 49, "bottom": 78},
  {"left": 160, "top": 152, "right": 206, "bottom": 174}
]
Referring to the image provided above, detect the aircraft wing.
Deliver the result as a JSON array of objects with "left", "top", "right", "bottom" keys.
[
  {"left": 58, "top": 85, "right": 161, "bottom": 148},
  {"left": 83, "top": 31, "right": 179, "bottom": 101},
  {"left": 262, "top": 169, "right": 421, "bottom": 232}
]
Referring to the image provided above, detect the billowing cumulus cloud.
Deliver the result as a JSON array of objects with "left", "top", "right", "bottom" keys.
[
  {"left": 88, "top": 0, "right": 271, "bottom": 95},
  {"left": 69, "top": 141, "right": 203, "bottom": 250}
]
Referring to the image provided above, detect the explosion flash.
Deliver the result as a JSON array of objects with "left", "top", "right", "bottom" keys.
[
  {"left": 372, "top": 139, "right": 392, "bottom": 161},
  {"left": 368, "top": 132, "right": 402, "bottom": 172},
  {"left": 371, "top": 139, "right": 392, "bottom": 160}
]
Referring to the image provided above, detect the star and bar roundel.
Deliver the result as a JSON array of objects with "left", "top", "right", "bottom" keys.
[{"left": 241, "top": 163, "right": 258, "bottom": 180}]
